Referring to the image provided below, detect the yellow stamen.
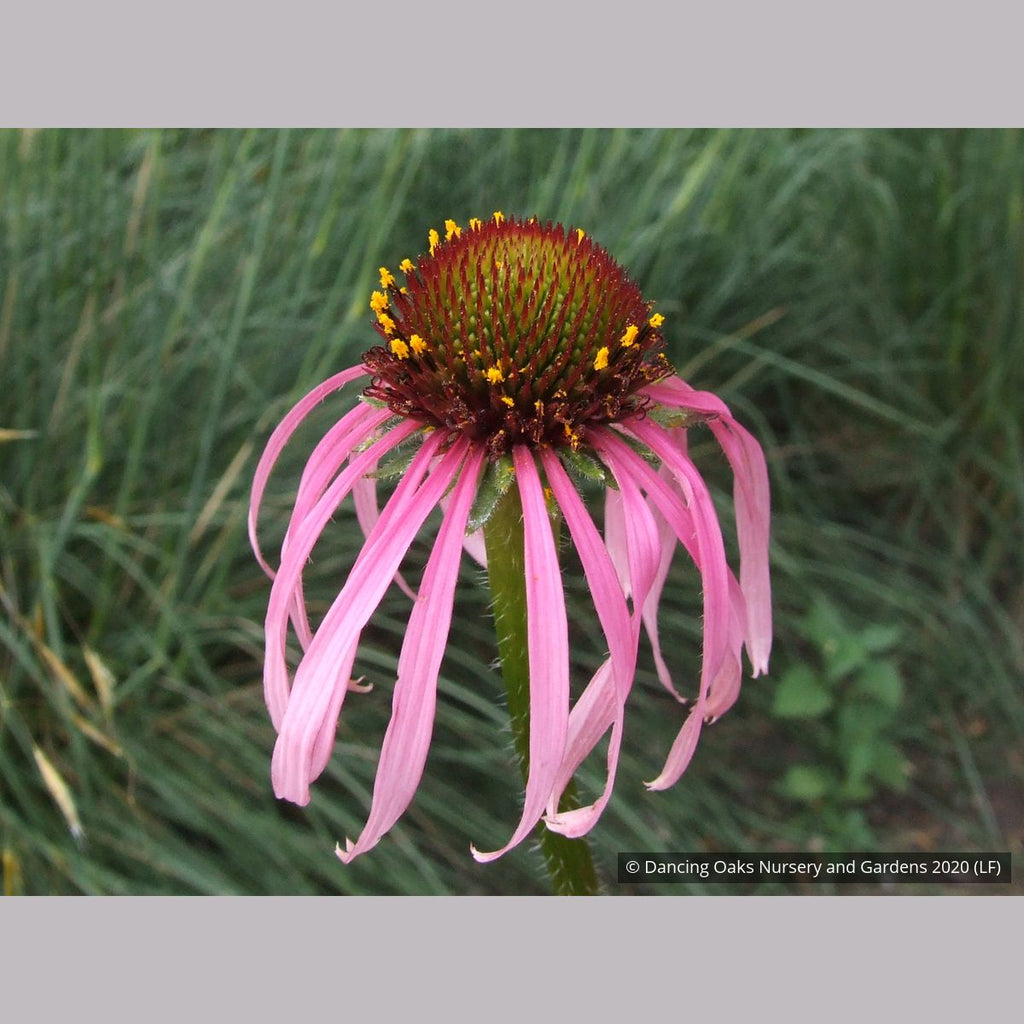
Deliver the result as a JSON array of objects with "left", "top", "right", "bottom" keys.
[
  {"left": 534, "top": 400, "right": 544, "bottom": 415},
  {"left": 377, "top": 313, "right": 396, "bottom": 335},
  {"left": 619, "top": 324, "right": 639, "bottom": 348},
  {"left": 428, "top": 228, "right": 440, "bottom": 255},
  {"left": 379, "top": 267, "right": 395, "bottom": 289},
  {"left": 648, "top": 313, "right": 665, "bottom": 329},
  {"left": 399, "top": 258, "right": 415, "bottom": 274},
  {"left": 485, "top": 366, "right": 504, "bottom": 384},
  {"left": 576, "top": 228, "right": 585, "bottom": 244},
  {"left": 444, "top": 218, "right": 461, "bottom": 241},
  {"left": 370, "top": 290, "right": 389, "bottom": 313},
  {"left": 409, "top": 333, "right": 427, "bottom": 355},
  {"left": 493, "top": 210, "right": 504, "bottom": 225},
  {"left": 563, "top": 424, "right": 582, "bottom": 448},
  {"left": 469, "top": 217, "right": 482, "bottom": 231},
  {"left": 594, "top": 346, "right": 610, "bottom": 371},
  {"left": 501, "top": 395, "right": 515, "bottom": 407},
  {"left": 390, "top": 338, "right": 410, "bottom": 359}
]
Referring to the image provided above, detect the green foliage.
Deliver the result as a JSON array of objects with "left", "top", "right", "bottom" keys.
[
  {"left": 1, "top": 129, "right": 1020, "bottom": 894},
  {"left": 771, "top": 597, "right": 912, "bottom": 845}
]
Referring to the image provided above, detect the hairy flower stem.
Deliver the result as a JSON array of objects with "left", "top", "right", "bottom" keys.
[{"left": 484, "top": 485, "right": 600, "bottom": 896}]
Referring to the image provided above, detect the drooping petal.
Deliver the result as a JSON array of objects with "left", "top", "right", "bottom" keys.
[
  {"left": 540, "top": 450, "right": 634, "bottom": 837},
  {"left": 288, "top": 430, "right": 451, "bottom": 776},
  {"left": 249, "top": 364, "right": 369, "bottom": 577},
  {"left": 338, "top": 447, "right": 486, "bottom": 862},
  {"left": 263, "top": 418, "right": 420, "bottom": 729},
  {"left": 603, "top": 488, "right": 631, "bottom": 597},
  {"left": 644, "top": 377, "right": 772, "bottom": 675},
  {"left": 472, "top": 446, "right": 569, "bottom": 863},
  {"left": 641, "top": 494, "right": 685, "bottom": 701},
  {"left": 545, "top": 658, "right": 617, "bottom": 821},
  {"left": 352, "top": 460, "right": 419, "bottom": 601},
  {"left": 283, "top": 402, "right": 394, "bottom": 650},
  {"left": 703, "top": 573, "right": 747, "bottom": 721},
  {"left": 272, "top": 435, "right": 469, "bottom": 805},
  {"left": 438, "top": 491, "right": 488, "bottom": 568},
  {"left": 461, "top": 528, "right": 488, "bottom": 568},
  {"left": 599, "top": 428, "right": 750, "bottom": 712},
  {"left": 600, "top": 421, "right": 731, "bottom": 791}
]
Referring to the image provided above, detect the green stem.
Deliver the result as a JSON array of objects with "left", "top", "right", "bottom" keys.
[{"left": 483, "top": 483, "right": 600, "bottom": 896}]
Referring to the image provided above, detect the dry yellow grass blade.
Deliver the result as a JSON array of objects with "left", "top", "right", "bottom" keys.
[
  {"left": 82, "top": 646, "right": 116, "bottom": 715},
  {"left": 0, "top": 428, "right": 38, "bottom": 442},
  {"left": 32, "top": 746, "right": 84, "bottom": 841}
]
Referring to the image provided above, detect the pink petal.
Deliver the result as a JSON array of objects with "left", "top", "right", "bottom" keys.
[
  {"left": 249, "top": 364, "right": 369, "bottom": 577},
  {"left": 299, "top": 434, "right": 471, "bottom": 782},
  {"left": 545, "top": 659, "right": 617, "bottom": 816},
  {"left": 263, "top": 417, "right": 420, "bottom": 729},
  {"left": 339, "top": 446, "right": 485, "bottom": 862},
  {"left": 644, "top": 376, "right": 772, "bottom": 675},
  {"left": 284, "top": 402, "right": 393, "bottom": 650},
  {"left": 461, "top": 529, "right": 488, "bottom": 568},
  {"left": 603, "top": 420, "right": 731, "bottom": 790},
  {"left": 642, "top": 494, "right": 686, "bottom": 701},
  {"left": 472, "top": 446, "right": 569, "bottom": 863},
  {"left": 599, "top": 429, "right": 749, "bottom": 715},
  {"left": 604, "top": 480, "right": 685, "bottom": 698},
  {"left": 438, "top": 491, "right": 488, "bottom": 567},
  {"left": 352, "top": 460, "right": 419, "bottom": 601},
  {"left": 272, "top": 434, "right": 469, "bottom": 805},
  {"left": 540, "top": 451, "right": 634, "bottom": 837},
  {"left": 703, "top": 574, "right": 747, "bottom": 721},
  {"left": 603, "top": 488, "right": 631, "bottom": 597},
  {"left": 287, "top": 429, "right": 450, "bottom": 776}
]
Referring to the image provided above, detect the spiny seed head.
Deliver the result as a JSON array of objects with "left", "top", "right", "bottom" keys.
[{"left": 362, "top": 214, "right": 672, "bottom": 458}]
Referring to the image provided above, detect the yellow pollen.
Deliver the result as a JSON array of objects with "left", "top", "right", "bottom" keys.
[
  {"left": 563, "top": 424, "right": 582, "bottom": 448},
  {"left": 493, "top": 210, "right": 504, "bottom": 225},
  {"left": 370, "top": 290, "right": 389, "bottom": 313},
  {"left": 620, "top": 324, "right": 639, "bottom": 348},
  {"left": 400, "top": 286, "right": 408, "bottom": 294},
  {"left": 390, "top": 338, "right": 410, "bottom": 359},
  {"left": 534, "top": 400, "right": 544, "bottom": 414},
  {"left": 576, "top": 228, "right": 585, "bottom": 243},
  {"left": 501, "top": 395, "right": 515, "bottom": 407},
  {"left": 409, "top": 333, "right": 427, "bottom": 355},
  {"left": 485, "top": 366, "right": 504, "bottom": 384},
  {"left": 544, "top": 486, "right": 553, "bottom": 501},
  {"left": 428, "top": 228, "right": 440, "bottom": 255},
  {"left": 399, "top": 258, "right": 415, "bottom": 274},
  {"left": 469, "top": 217, "right": 482, "bottom": 230},
  {"left": 594, "top": 346, "right": 610, "bottom": 371},
  {"left": 648, "top": 313, "right": 665, "bottom": 328},
  {"left": 445, "top": 218, "right": 461, "bottom": 241},
  {"left": 377, "top": 313, "right": 396, "bottom": 335},
  {"left": 379, "top": 267, "right": 395, "bottom": 289}
]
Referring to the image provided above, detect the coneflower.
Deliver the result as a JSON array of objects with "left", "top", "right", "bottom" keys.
[{"left": 250, "top": 213, "right": 771, "bottom": 889}]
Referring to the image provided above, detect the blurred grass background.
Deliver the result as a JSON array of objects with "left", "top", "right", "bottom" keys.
[{"left": 1, "top": 128, "right": 1021, "bottom": 895}]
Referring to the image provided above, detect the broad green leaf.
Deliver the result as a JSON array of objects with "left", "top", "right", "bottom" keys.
[
  {"left": 855, "top": 659, "right": 903, "bottom": 710},
  {"left": 778, "top": 765, "right": 833, "bottom": 802},
  {"left": 771, "top": 665, "right": 833, "bottom": 718}
]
